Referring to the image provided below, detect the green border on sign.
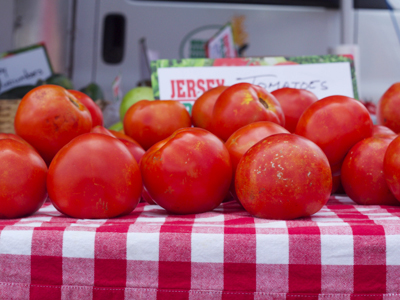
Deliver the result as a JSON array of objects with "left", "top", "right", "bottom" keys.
[{"left": 150, "top": 55, "right": 358, "bottom": 100}]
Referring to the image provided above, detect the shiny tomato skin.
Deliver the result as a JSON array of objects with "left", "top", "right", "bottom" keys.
[
  {"left": 225, "top": 121, "right": 290, "bottom": 174},
  {"left": 271, "top": 87, "right": 318, "bottom": 133},
  {"left": 372, "top": 125, "right": 396, "bottom": 137},
  {"left": 108, "top": 128, "right": 147, "bottom": 157},
  {"left": 47, "top": 133, "right": 142, "bottom": 219},
  {"left": 141, "top": 186, "right": 156, "bottom": 205},
  {"left": 0, "top": 139, "right": 48, "bottom": 218},
  {"left": 123, "top": 100, "right": 192, "bottom": 150},
  {"left": 109, "top": 130, "right": 135, "bottom": 142},
  {"left": 295, "top": 95, "right": 373, "bottom": 171},
  {"left": 384, "top": 135, "right": 400, "bottom": 202},
  {"left": 118, "top": 139, "right": 146, "bottom": 164},
  {"left": 68, "top": 90, "right": 103, "bottom": 127},
  {"left": 341, "top": 136, "right": 398, "bottom": 205},
  {"left": 225, "top": 121, "right": 289, "bottom": 200},
  {"left": 14, "top": 84, "right": 92, "bottom": 165},
  {"left": 210, "top": 83, "right": 285, "bottom": 141},
  {"left": 91, "top": 126, "right": 148, "bottom": 205},
  {"left": 91, "top": 125, "right": 115, "bottom": 137},
  {"left": 191, "top": 86, "right": 228, "bottom": 130},
  {"left": 235, "top": 133, "right": 332, "bottom": 220},
  {"left": 140, "top": 127, "right": 232, "bottom": 214},
  {"left": 377, "top": 83, "right": 400, "bottom": 133},
  {"left": 0, "top": 133, "right": 34, "bottom": 149},
  {"left": 91, "top": 126, "right": 145, "bottom": 163}
]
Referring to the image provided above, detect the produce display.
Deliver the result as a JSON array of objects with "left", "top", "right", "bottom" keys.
[
  {"left": 210, "top": 82, "right": 285, "bottom": 141},
  {"left": 0, "top": 137, "right": 47, "bottom": 218},
  {"left": 341, "top": 135, "right": 398, "bottom": 205},
  {"left": 271, "top": 87, "right": 318, "bottom": 133},
  {"left": 47, "top": 133, "right": 142, "bottom": 219},
  {"left": 191, "top": 85, "right": 228, "bottom": 130},
  {"left": 295, "top": 95, "right": 373, "bottom": 175},
  {"left": 377, "top": 82, "right": 400, "bottom": 133},
  {"left": 68, "top": 89, "right": 104, "bottom": 127},
  {"left": 123, "top": 99, "right": 192, "bottom": 150},
  {"left": 1, "top": 80, "right": 400, "bottom": 220},
  {"left": 14, "top": 84, "right": 93, "bottom": 165},
  {"left": 235, "top": 134, "right": 332, "bottom": 219},
  {"left": 140, "top": 127, "right": 232, "bottom": 214},
  {"left": 225, "top": 121, "right": 289, "bottom": 199}
]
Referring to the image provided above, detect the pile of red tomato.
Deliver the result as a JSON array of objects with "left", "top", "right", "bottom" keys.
[{"left": 1, "top": 82, "right": 400, "bottom": 220}]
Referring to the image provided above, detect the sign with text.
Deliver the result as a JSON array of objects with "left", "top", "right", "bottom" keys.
[
  {"left": 0, "top": 44, "right": 53, "bottom": 94},
  {"left": 151, "top": 55, "right": 358, "bottom": 113},
  {"left": 205, "top": 23, "right": 237, "bottom": 59}
]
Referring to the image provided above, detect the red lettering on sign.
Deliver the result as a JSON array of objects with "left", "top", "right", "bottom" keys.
[
  {"left": 187, "top": 80, "right": 196, "bottom": 98},
  {"left": 177, "top": 80, "right": 185, "bottom": 98},
  {"left": 170, "top": 79, "right": 225, "bottom": 99},
  {"left": 197, "top": 79, "right": 206, "bottom": 94}
]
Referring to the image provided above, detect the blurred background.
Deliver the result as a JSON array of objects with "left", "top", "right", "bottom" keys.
[{"left": 0, "top": 0, "right": 399, "bottom": 103}]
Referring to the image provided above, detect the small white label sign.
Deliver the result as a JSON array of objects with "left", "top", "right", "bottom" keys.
[
  {"left": 206, "top": 24, "right": 237, "bottom": 59},
  {"left": 0, "top": 46, "right": 52, "bottom": 94},
  {"left": 158, "top": 62, "right": 354, "bottom": 103}
]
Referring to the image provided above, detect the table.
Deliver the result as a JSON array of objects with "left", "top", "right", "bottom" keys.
[{"left": 1, "top": 195, "right": 400, "bottom": 300}]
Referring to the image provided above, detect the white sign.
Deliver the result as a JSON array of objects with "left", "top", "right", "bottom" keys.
[
  {"left": 0, "top": 45, "right": 53, "bottom": 94},
  {"left": 158, "top": 62, "right": 354, "bottom": 104}
]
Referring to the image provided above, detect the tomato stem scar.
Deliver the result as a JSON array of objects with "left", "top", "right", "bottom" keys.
[{"left": 259, "top": 98, "right": 269, "bottom": 109}]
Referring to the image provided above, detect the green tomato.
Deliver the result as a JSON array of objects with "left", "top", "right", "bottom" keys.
[{"left": 120, "top": 86, "right": 154, "bottom": 121}]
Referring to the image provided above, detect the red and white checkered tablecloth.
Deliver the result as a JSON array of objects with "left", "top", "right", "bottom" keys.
[{"left": 1, "top": 195, "right": 400, "bottom": 300}]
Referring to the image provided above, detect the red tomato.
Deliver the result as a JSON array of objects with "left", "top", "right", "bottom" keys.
[
  {"left": 384, "top": 135, "right": 400, "bottom": 202},
  {"left": 295, "top": 95, "right": 373, "bottom": 174},
  {"left": 91, "top": 125, "right": 146, "bottom": 163},
  {"left": 0, "top": 133, "right": 33, "bottom": 149},
  {"left": 141, "top": 186, "right": 156, "bottom": 205},
  {"left": 225, "top": 121, "right": 289, "bottom": 200},
  {"left": 14, "top": 84, "right": 92, "bottom": 165},
  {"left": 68, "top": 90, "right": 103, "bottom": 127},
  {"left": 211, "top": 83, "right": 285, "bottom": 141},
  {"left": 225, "top": 121, "right": 289, "bottom": 175},
  {"left": 372, "top": 124, "right": 397, "bottom": 137},
  {"left": 108, "top": 129, "right": 135, "bottom": 142},
  {"left": 47, "top": 133, "right": 142, "bottom": 219},
  {"left": 271, "top": 87, "right": 318, "bottom": 133},
  {"left": 377, "top": 83, "right": 400, "bottom": 133},
  {"left": 341, "top": 136, "right": 398, "bottom": 205},
  {"left": 91, "top": 125, "right": 115, "bottom": 137},
  {"left": 91, "top": 125, "right": 147, "bottom": 203},
  {"left": 235, "top": 133, "right": 332, "bottom": 220},
  {"left": 140, "top": 127, "right": 232, "bottom": 214},
  {"left": 0, "top": 139, "right": 48, "bottom": 218},
  {"left": 118, "top": 139, "right": 146, "bottom": 164},
  {"left": 123, "top": 100, "right": 192, "bottom": 150},
  {"left": 191, "top": 85, "right": 228, "bottom": 131}
]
